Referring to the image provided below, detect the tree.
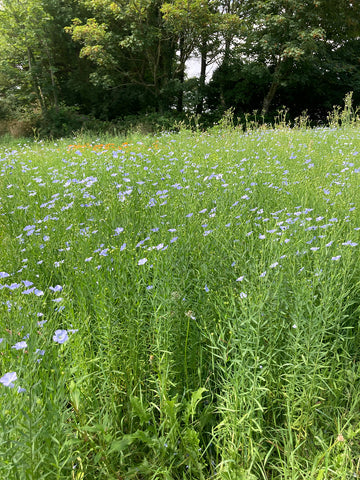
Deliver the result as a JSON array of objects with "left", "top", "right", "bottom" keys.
[
  {"left": 65, "top": 0, "right": 178, "bottom": 113},
  {"left": 233, "top": 0, "right": 360, "bottom": 116},
  {"left": 161, "top": 0, "right": 240, "bottom": 113},
  {"left": 236, "top": 0, "right": 329, "bottom": 115},
  {"left": 0, "top": 0, "right": 95, "bottom": 121},
  {"left": 0, "top": 0, "right": 72, "bottom": 115}
]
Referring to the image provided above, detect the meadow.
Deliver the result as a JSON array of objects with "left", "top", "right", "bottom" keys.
[{"left": 1, "top": 124, "right": 360, "bottom": 479}]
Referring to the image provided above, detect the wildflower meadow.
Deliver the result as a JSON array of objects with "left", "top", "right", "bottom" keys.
[{"left": 1, "top": 124, "right": 360, "bottom": 479}]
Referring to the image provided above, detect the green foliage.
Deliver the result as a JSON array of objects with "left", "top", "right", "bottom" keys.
[
  {"left": 107, "top": 387, "right": 210, "bottom": 478},
  {"left": 2, "top": 125, "right": 360, "bottom": 479},
  {"left": 65, "top": 0, "right": 178, "bottom": 113},
  {"left": 35, "top": 104, "right": 87, "bottom": 138},
  {"left": 0, "top": 0, "right": 359, "bottom": 132}
]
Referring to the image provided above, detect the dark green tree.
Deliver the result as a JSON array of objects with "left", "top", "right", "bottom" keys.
[
  {"left": 66, "top": 0, "right": 178, "bottom": 113},
  {"left": 161, "top": 0, "right": 240, "bottom": 113}
]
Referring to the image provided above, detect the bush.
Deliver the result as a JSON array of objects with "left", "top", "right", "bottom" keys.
[{"left": 35, "top": 104, "right": 88, "bottom": 138}]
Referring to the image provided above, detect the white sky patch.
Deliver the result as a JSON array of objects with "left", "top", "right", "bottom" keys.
[{"left": 186, "top": 56, "right": 218, "bottom": 82}]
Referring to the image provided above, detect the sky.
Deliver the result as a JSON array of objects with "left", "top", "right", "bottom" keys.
[{"left": 186, "top": 56, "right": 218, "bottom": 81}]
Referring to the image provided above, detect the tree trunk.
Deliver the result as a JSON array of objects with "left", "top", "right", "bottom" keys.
[
  {"left": 177, "top": 35, "right": 185, "bottom": 113},
  {"left": 219, "top": 37, "right": 231, "bottom": 110},
  {"left": 261, "top": 79, "right": 279, "bottom": 116},
  {"left": 27, "top": 47, "right": 46, "bottom": 113},
  {"left": 261, "top": 63, "right": 282, "bottom": 116},
  {"left": 196, "top": 39, "right": 207, "bottom": 115}
]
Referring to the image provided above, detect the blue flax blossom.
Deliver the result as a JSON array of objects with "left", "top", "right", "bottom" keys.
[
  {"left": 49, "top": 285, "right": 63, "bottom": 292},
  {"left": 0, "top": 371, "right": 17, "bottom": 388},
  {"left": 12, "top": 341, "right": 27, "bottom": 350},
  {"left": 22, "top": 287, "right": 35, "bottom": 295},
  {"left": 53, "top": 330, "right": 69, "bottom": 344},
  {"left": 52, "top": 298, "right": 63, "bottom": 303},
  {"left": 138, "top": 258, "right": 147, "bottom": 265},
  {"left": 342, "top": 240, "right": 358, "bottom": 247}
]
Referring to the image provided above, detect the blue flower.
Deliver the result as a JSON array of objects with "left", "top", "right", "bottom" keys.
[
  {"left": 22, "top": 287, "right": 35, "bottom": 295},
  {"left": 52, "top": 297, "right": 63, "bottom": 303},
  {"left": 342, "top": 240, "right": 358, "bottom": 247},
  {"left": 0, "top": 371, "right": 17, "bottom": 388},
  {"left": 12, "top": 341, "right": 27, "bottom": 350},
  {"left": 53, "top": 330, "right": 69, "bottom": 344},
  {"left": 49, "top": 285, "right": 63, "bottom": 292},
  {"left": 138, "top": 258, "right": 147, "bottom": 265}
]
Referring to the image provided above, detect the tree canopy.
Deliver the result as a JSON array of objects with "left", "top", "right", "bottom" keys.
[{"left": 0, "top": 0, "right": 359, "bottom": 135}]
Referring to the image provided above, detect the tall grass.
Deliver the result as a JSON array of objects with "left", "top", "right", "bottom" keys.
[{"left": 0, "top": 125, "right": 360, "bottom": 479}]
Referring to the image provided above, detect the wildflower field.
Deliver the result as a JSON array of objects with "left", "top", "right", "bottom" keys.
[{"left": 1, "top": 126, "right": 360, "bottom": 479}]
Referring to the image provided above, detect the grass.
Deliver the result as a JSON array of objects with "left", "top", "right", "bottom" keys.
[{"left": 0, "top": 125, "right": 360, "bottom": 479}]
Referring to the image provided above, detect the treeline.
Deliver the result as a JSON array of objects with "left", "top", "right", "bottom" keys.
[{"left": 0, "top": 0, "right": 359, "bottom": 137}]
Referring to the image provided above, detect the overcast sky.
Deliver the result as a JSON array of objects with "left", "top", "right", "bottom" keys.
[{"left": 186, "top": 56, "right": 218, "bottom": 81}]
